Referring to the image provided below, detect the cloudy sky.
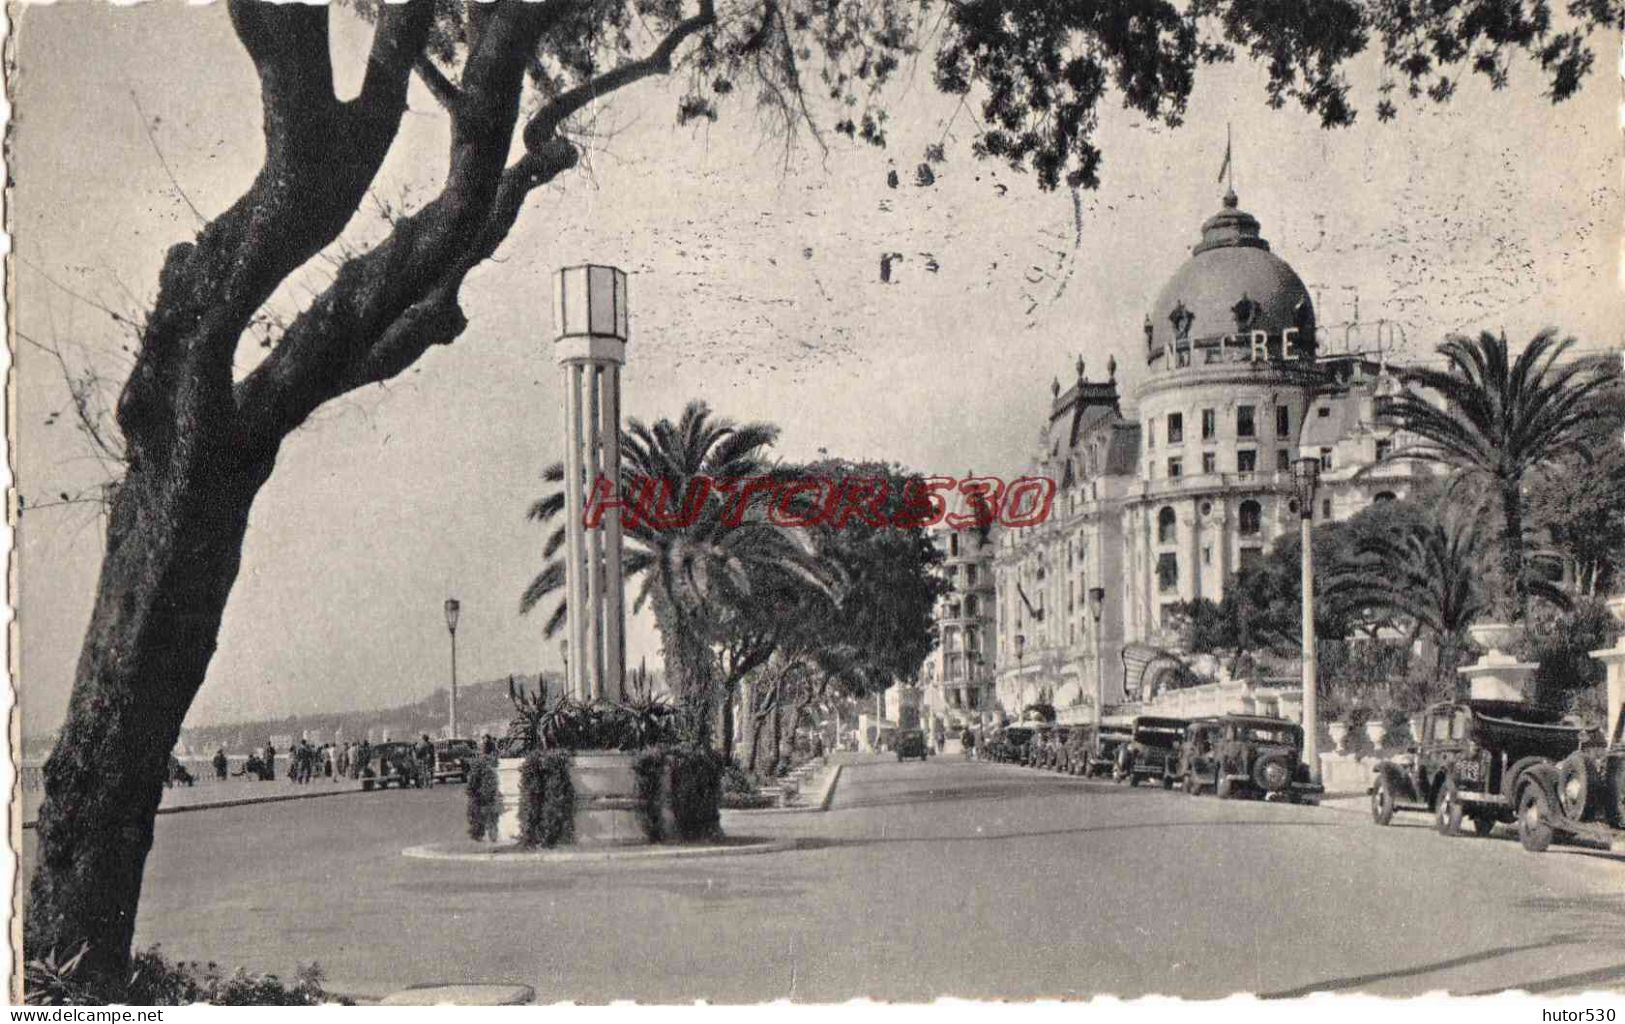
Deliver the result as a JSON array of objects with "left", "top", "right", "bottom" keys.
[{"left": 12, "top": 3, "right": 1622, "bottom": 732}]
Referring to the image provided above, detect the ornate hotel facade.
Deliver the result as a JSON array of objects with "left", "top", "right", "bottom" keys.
[{"left": 930, "top": 187, "right": 1429, "bottom": 728}]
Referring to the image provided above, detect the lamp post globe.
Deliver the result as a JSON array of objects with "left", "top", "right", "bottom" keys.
[
  {"left": 444, "top": 598, "right": 461, "bottom": 741},
  {"left": 1088, "top": 586, "right": 1106, "bottom": 724},
  {"left": 1291, "top": 456, "right": 1321, "bottom": 782}
]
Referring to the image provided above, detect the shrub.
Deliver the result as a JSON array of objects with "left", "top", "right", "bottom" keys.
[
  {"left": 502, "top": 680, "right": 679, "bottom": 755},
  {"left": 465, "top": 756, "right": 500, "bottom": 841},
  {"left": 25, "top": 943, "right": 339, "bottom": 1006},
  {"left": 1514, "top": 597, "right": 1622, "bottom": 716},
  {"left": 722, "top": 761, "right": 758, "bottom": 796},
  {"left": 667, "top": 745, "right": 724, "bottom": 841},
  {"left": 632, "top": 749, "right": 668, "bottom": 842},
  {"left": 518, "top": 750, "right": 575, "bottom": 848}
]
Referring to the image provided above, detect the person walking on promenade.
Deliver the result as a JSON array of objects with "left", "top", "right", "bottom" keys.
[
  {"left": 212, "top": 747, "right": 228, "bottom": 780},
  {"left": 480, "top": 733, "right": 496, "bottom": 757},
  {"left": 961, "top": 728, "right": 976, "bottom": 761},
  {"left": 414, "top": 734, "right": 435, "bottom": 788},
  {"left": 324, "top": 743, "right": 336, "bottom": 780},
  {"left": 356, "top": 740, "right": 372, "bottom": 780},
  {"left": 336, "top": 743, "right": 350, "bottom": 780},
  {"left": 263, "top": 741, "right": 277, "bottom": 782}
]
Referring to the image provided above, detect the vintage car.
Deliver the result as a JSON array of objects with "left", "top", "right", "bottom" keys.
[
  {"left": 1179, "top": 715, "right": 1321, "bottom": 802},
  {"left": 433, "top": 738, "right": 479, "bottom": 784},
  {"left": 361, "top": 741, "right": 421, "bottom": 790},
  {"left": 1115, "top": 716, "right": 1190, "bottom": 788},
  {"left": 1512, "top": 708, "right": 1625, "bottom": 852},
  {"left": 1369, "top": 699, "right": 1588, "bottom": 838},
  {"left": 998, "top": 725, "right": 1039, "bottom": 765},
  {"left": 896, "top": 729, "right": 930, "bottom": 762},
  {"left": 1064, "top": 724, "right": 1134, "bottom": 777}
]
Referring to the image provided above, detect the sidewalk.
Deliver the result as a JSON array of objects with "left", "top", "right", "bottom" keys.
[{"left": 21, "top": 776, "right": 375, "bottom": 829}]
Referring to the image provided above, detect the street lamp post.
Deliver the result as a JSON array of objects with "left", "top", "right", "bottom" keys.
[
  {"left": 1291, "top": 457, "right": 1322, "bottom": 782},
  {"left": 444, "top": 598, "right": 461, "bottom": 740},
  {"left": 1088, "top": 586, "right": 1106, "bottom": 725},
  {"left": 1015, "top": 633, "right": 1027, "bottom": 712}
]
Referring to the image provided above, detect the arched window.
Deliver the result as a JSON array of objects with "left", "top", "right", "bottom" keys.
[
  {"left": 1157, "top": 506, "right": 1176, "bottom": 544},
  {"left": 1239, "top": 500, "right": 1262, "bottom": 536},
  {"left": 1374, "top": 491, "right": 1397, "bottom": 503}
]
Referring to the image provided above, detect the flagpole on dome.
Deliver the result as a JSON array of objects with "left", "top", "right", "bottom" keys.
[{"left": 1218, "top": 122, "right": 1236, "bottom": 203}]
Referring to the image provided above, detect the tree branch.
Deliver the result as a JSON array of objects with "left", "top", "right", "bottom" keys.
[{"left": 414, "top": 54, "right": 462, "bottom": 111}]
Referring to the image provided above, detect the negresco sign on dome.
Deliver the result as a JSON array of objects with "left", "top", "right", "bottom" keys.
[{"left": 1145, "top": 188, "right": 1316, "bottom": 368}]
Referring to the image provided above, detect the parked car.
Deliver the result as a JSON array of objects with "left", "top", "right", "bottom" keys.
[
  {"left": 1179, "top": 715, "right": 1321, "bottom": 802},
  {"left": 433, "top": 738, "right": 479, "bottom": 784},
  {"left": 361, "top": 741, "right": 420, "bottom": 790},
  {"left": 1116, "top": 716, "right": 1190, "bottom": 788},
  {"left": 896, "top": 729, "right": 930, "bottom": 762},
  {"left": 1369, "top": 699, "right": 1587, "bottom": 838},
  {"left": 999, "top": 725, "right": 1038, "bottom": 765},
  {"left": 1512, "top": 709, "right": 1625, "bottom": 852},
  {"left": 1066, "top": 724, "right": 1133, "bottom": 777}
]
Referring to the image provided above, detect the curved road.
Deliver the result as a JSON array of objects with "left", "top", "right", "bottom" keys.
[{"left": 39, "top": 754, "right": 1623, "bottom": 1001}]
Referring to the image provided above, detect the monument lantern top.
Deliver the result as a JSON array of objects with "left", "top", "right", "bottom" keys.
[{"left": 554, "top": 264, "right": 628, "bottom": 365}]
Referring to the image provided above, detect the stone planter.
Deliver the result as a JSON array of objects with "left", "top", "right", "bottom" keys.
[
  {"left": 495, "top": 757, "right": 525, "bottom": 844},
  {"left": 1364, "top": 721, "right": 1388, "bottom": 751},
  {"left": 570, "top": 750, "right": 646, "bottom": 846},
  {"left": 1328, "top": 721, "right": 1350, "bottom": 756},
  {"left": 1468, "top": 622, "right": 1519, "bottom": 657},
  {"left": 1409, "top": 714, "right": 1425, "bottom": 745}
]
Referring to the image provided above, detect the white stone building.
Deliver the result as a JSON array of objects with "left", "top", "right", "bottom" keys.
[{"left": 993, "top": 187, "right": 1427, "bottom": 724}]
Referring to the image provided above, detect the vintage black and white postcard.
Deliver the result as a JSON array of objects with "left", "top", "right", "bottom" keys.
[{"left": 7, "top": 0, "right": 1625, "bottom": 1009}]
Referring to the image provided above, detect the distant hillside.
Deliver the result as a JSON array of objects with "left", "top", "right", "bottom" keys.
[{"left": 175, "top": 672, "right": 568, "bottom": 754}]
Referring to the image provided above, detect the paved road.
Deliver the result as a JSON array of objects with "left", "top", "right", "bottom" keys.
[{"left": 23, "top": 755, "right": 1624, "bottom": 1000}]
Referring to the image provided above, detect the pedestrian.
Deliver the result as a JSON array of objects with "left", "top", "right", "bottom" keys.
[
  {"left": 414, "top": 734, "right": 435, "bottom": 789},
  {"left": 933, "top": 720, "right": 946, "bottom": 755},
  {"left": 357, "top": 740, "right": 371, "bottom": 780},
  {"left": 212, "top": 747, "right": 228, "bottom": 781},
  {"left": 962, "top": 728, "right": 976, "bottom": 761},
  {"left": 480, "top": 733, "right": 496, "bottom": 757},
  {"left": 336, "top": 743, "right": 350, "bottom": 780},
  {"left": 812, "top": 733, "right": 825, "bottom": 762},
  {"left": 263, "top": 742, "right": 277, "bottom": 782},
  {"left": 324, "top": 744, "right": 336, "bottom": 779}
]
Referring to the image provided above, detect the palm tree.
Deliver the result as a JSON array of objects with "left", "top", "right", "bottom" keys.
[
  {"left": 521, "top": 401, "right": 829, "bottom": 736},
  {"left": 1323, "top": 516, "right": 1488, "bottom": 688},
  {"left": 1380, "top": 329, "right": 1617, "bottom": 620}
]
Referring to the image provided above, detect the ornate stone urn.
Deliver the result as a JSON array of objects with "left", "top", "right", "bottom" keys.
[
  {"left": 1460, "top": 622, "right": 1537, "bottom": 702},
  {"left": 1408, "top": 714, "right": 1425, "bottom": 745},
  {"left": 1328, "top": 721, "right": 1350, "bottom": 756},
  {"left": 1363, "top": 720, "right": 1388, "bottom": 751}
]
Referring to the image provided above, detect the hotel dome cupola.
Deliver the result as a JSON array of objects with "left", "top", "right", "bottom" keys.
[{"left": 1145, "top": 188, "right": 1316, "bottom": 368}]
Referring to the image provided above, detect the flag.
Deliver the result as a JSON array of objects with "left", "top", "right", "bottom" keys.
[{"left": 1217, "top": 135, "right": 1231, "bottom": 184}]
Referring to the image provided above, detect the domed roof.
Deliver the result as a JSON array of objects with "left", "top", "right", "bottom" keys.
[{"left": 1145, "top": 189, "right": 1314, "bottom": 360}]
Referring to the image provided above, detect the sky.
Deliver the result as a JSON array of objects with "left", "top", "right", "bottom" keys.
[{"left": 11, "top": 3, "right": 1623, "bottom": 734}]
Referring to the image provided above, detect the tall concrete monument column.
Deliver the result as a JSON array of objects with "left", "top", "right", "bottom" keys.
[{"left": 554, "top": 264, "right": 629, "bottom": 702}]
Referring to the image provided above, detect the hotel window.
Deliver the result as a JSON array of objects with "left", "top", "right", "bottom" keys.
[
  {"left": 966, "top": 596, "right": 978, "bottom": 616},
  {"left": 1147, "top": 421, "right": 1155, "bottom": 448},
  {"left": 1276, "top": 405, "right": 1291, "bottom": 437},
  {"left": 1276, "top": 449, "right": 1291, "bottom": 472},
  {"left": 1237, "top": 405, "right": 1256, "bottom": 438},
  {"left": 966, "top": 566, "right": 977, "bottom": 586},
  {"left": 950, "top": 534, "right": 959, "bottom": 557},
  {"left": 1237, "top": 449, "right": 1257, "bottom": 473},
  {"left": 1157, "top": 506, "right": 1177, "bottom": 544},
  {"left": 1201, "top": 408, "right": 1216, "bottom": 440},
  {"left": 1239, "top": 499, "right": 1262, "bottom": 536},
  {"left": 1157, "top": 552, "right": 1179, "bottom": 592},
  {"left": 1167, "top": 457, "right": 1183, "bottom": 479},
  {"left": 1167, "top": 412, "right": 1184, "bottom": 444},
  {"left": 1320, "top": 446, "right": 1333, "bottom": 470},
  {"left": 1202, "top": 452, "right": 1216, "bottom": 474},
  {"left": 1375, "top": 439, "right": 1393, "bottom": 461},
  {"left": 1322, "top": 498, "right": 1333, "bottom": 520}
]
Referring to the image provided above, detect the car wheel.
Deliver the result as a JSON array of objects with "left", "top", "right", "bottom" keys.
[
  {"left": 1606, "top": 756, "right": 1625, "bottom": 830},
  {"left": 1161, "top": 775, "right": 1175, "bottom": 790},
  {"left": 1435, "top": 778, "right": 1464, "bottom": 837},
  {"left": 1470, "top": 814, "right": 1496, "bottom": 837},
  {"left": 1517, "top": 779, "right": 1555, "bottom": 853},
  {"left": 1253, "top": 753, "right": 1294, "bottom": 794},
  {"left": 1556, "top": 751, "right": 1594, "bottom": 822},
  {"left": 1371, "top": 776, "right": 1396, "bottom": 826}
]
